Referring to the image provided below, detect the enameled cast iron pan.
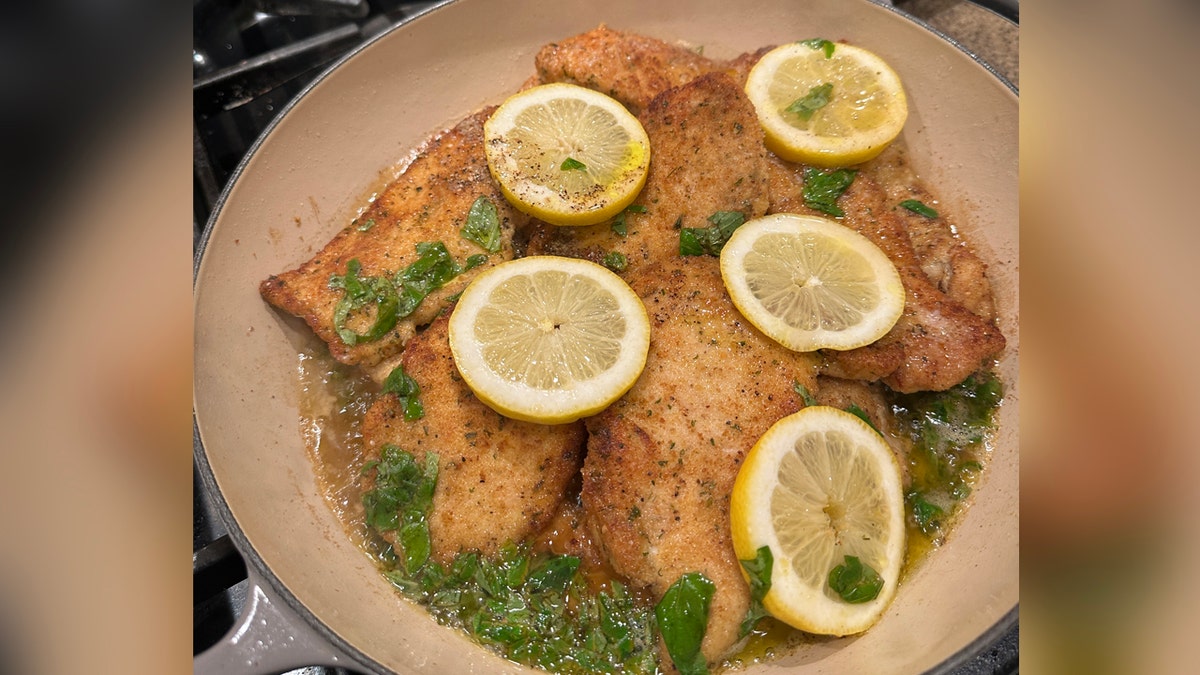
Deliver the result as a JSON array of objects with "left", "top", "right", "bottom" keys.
[{"left": 193, "top": 0, "right": 1018, "bottom": 672}]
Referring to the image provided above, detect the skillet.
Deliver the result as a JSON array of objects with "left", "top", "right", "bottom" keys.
[{"left": 193, "top": 0, "right": 1018, "bottom": 672}]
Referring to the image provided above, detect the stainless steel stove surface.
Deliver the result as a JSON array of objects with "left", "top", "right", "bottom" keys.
[{"left": 192, "top": 2, "right": 1019, "bottom": 673}]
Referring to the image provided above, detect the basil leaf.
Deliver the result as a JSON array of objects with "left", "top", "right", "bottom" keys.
[
  {"left": 656, "top": 573, "right": 714, "bottom": 675},
  {"left": 845, "top": 403, "right": 881, "bottom": 435},
  {"left": 561, "top": 157, "right": 587, "bottom": 171},
  {"left": 382, "top": 365, "right": 424, "bottom": 421},
  {"left": 679, "top": 210, "right": 746, "bottom": 256},
  {"left": 461, "top": 196, "right": 503, "bottom": 253},
  {"left": 800, "top": 38, "right": 836, "bottom": 58},
  {"left": 678, "top": 228, "right": 707, "bottom": 256},
  {"left": 361, "top": 445, "right": 439, "bottom": 540},
  {"left": 611, "top": 203, "right": 646, "bottom": 237},
  {"left": 525, "top": 556, "right": 580, "bottom": 594},
  {"left": 899, "top": 199, "right": 939, "bottom": 219},
  {"left": 395, "top": 241, "right": 465, "bottom": 316},
  {"left": 785, "top": 82, "right": 834, "bottom": 122},
  {"left": 329, "top": 258, "right": 401, "bottom": 346},
  {"left": 792, "top": 381, "right": 818, "bottom": 407},
  {"left": 602, "top": 251, "right": 628, "bottom": 272},
  {"left": 828, "top": 555, "right": 884, "bottom": 604},
  {"left": 738, "top": 546, "right": 774, "bottom": 637},
  {"left": 803, "top": 167, "right": 857, "bottom": 217},
  {"left": 906, "top": 489, "right": 945, "bottom": 535},
  {"left": 400, "top": 512, "right": 431, "bottom": 574}
]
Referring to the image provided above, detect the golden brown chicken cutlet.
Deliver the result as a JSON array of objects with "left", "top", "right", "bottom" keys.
[
  {"left": 526, "top": 71, "right": 769, "bottom": 276},
  {"left": 360, "top": 312, "right": 585, "bottom": 565},
  {"left": 260, "top": 108, "right": 527, "bottom": 370},
  {"left": 581, "top": 256, "right": 820, "bottom": 664},
  {"left": 535, "top": 25, "right": 723, "bottom": 115},
  {"left": 766, "top": 157, "right": 1005, "bottom": 392},
  {"left": 861, "top": 145, "right": 1000, "bottom": 321}
]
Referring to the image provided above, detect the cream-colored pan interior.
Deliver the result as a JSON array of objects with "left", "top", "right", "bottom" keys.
[{"left": 194, "top": 0, "right": 1018, "bottom": 672}]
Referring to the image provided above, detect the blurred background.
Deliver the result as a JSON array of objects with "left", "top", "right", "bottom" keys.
[{"left": 0, "top": 0, "right": 1197, "bottom": 673}]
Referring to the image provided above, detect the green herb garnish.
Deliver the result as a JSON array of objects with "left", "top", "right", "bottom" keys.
[
  {"left": 395, "top": 241, "right": 467, "bottom": 317},
  {"left": 561, "top": 157, "right": 587, "bottom": 171},
  {"left": 890, "top": 372, "right": 1003, "bottom": 539},
  {"left": 355, "top": 217, "right": 376, "bottom": 232},
  {"left": 679, "top": 210, "right": 746, "bottom": 256},
  {"left": 382, "top": 364, "right": 424, "bottom": 421},
  {"left": 803, "top": 167, "right": 857, "bottom": 217},
  {"left": 461, "top": 196, "right": 502, "bottom": 253},
  {"left": 792, "top": 381, "right": 818, "bottom": 407},
  {"left": 828, "top": 555, "right": 884, "bottom": 604},
  {"left": 602, "top": 251, "right": 628, "bottom": 272},
  {"left": 845, "top": 403, "right": 881, "bottom": 435},
  {"left": 786, "top": 82, "right": 834, "bottom": 121},
  {"left": 906, "top": 489, "right": 946, "bottom": 536},
  {"left": 328, "top": 259, "right": 401, "bottom": 346},
  {"left": 611, "top": 203, "right": 646, "bottom": 237},
  {"left": 656, "top": 573, "right": 715, "bottom": 675},
  {"left": 800, "top": 38, "right": 836, "bottom": 58},
  {"left": 899, "top": 199, "right": 939, "bottom": 218},
  {"left": 361, "top": 446, "right": 438, "bottom": 570},
  {"left": 738, "top": 546, "right": 774, "bottom": 638},
  {"left": 366, "top": 450, "right": 659, "bottom": 673}
]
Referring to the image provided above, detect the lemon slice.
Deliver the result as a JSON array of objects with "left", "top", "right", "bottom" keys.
[
  {"left": 719, "top": 213, "right": 904, "bottom": 352},
  {"left": 745, "top": 40, "right": 908, "bottom": 167},
  {"left": 730, "top": 406, "right": 906, "bottom": 636},
  {"left": 483, "top": 83, "right": 651, "bottom": 226},
  {"left": 447, "top": 256, "right": 650, "bottom": 424}
]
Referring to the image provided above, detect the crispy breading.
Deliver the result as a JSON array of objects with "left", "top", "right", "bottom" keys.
[
  {"left": 525, "top": 71, "right": 769, "bottom": 275},
  {"left": 260, "top": 108, "right": 527, "bottom": 368},
  {"left": 861, "top": 145, "right": 999, "bottom": 321},
  {"left": 765, "top": 157, "right": 1005, "bottom": 392},
  {"left": 360, "top": 312, "right": 585, "bottom": 565},
  {"left": 535, "top": 25, "right": 721, "bottom": 115},
  {"left": 581, "top": 257, "right": 820, "bottom": 663}
]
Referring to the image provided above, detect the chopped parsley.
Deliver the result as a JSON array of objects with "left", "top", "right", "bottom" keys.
[
  {"left": 560, "top": 157, "right": 587, "bottom": 171},
  {"left": 461, "top": 196, "right": 502, "bottom": 253},
  {"left": 786, "top": 82, "right": 834, "bottom": 122},
  {"left": 802, "top": 167, "right": 857, "bottom": 217},
  {"left": 679, "top": 210, "right": 746, "bottom": 256},
  {"left": 899, "top": 199, "right": 939, "bottom": 218},
  {"left": 792, "top": 381, "right": 818, "bottom": 407}
]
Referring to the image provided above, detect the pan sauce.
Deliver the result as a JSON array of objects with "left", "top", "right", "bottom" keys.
[{"left": 295, "top": 327, "right": 1002, "bottom": 670}]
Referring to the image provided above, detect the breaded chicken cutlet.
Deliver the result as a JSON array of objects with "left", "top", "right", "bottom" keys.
[
  {"left": 259, "top": 108, "right": 528, "bottom": 373},
  {"left": 360, "top": 312, "right": 586, "bottom": 565},
  {"left": 582, "top": 256, "right": 820, "bottom": 663},
  {"left": 526, "top": 71, "right": 769, "bottom": 275}
]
